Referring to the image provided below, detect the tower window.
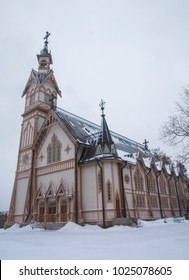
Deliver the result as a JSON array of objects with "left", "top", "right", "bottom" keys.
[
  {"left": 47, "top": 134, "right": 62, "bottom": 164},
  {"left": 30, "top": 94, "right": 35, "bottom": 105},
  {"left": 40, "top": 60, "right": 48, "bottom": 69}
]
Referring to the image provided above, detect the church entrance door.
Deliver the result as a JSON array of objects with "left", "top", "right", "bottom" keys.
[
  {"left": 48, "top": 204, "right": 56, "bottom": 222},
  {"left": 60, "top": 203, "right": 67, "bottom": 222},
  {"left": 39, "top": 205, "right": 45, "bottom": 222}
]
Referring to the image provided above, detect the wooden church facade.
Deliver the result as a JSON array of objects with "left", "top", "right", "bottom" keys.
[{"left": 7, "top": 34, "right": 189, "bottom": 228}]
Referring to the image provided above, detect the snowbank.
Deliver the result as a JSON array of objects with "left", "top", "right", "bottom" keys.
[{"left": 0, "top": 219, "right": 189, "bottom": 260}]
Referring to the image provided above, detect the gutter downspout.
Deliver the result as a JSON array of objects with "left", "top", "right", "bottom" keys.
[
  {"left": 120, "top": 161, "right": 127, "bottom": 217},
  {"left": 75, "top": 144, "right": 80, "bottom": 224},
  {"left": 167, "top": 174, "right": 174, "bottom": 215},
  {"left": 156, "top": 171, "right": 163, "bottom": 219},
  {"left": 175, "top": 177, "right": 182, "bottom": 216},
  {"left": 97, "top": 159, "right": 106, "bottom": 228}
]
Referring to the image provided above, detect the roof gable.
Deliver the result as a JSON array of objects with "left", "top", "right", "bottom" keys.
[{"left": 22, "top": 69, "right": 61, "bottom": 97}]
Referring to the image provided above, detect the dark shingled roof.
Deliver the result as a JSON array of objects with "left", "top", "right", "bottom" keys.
[{"left": 55, "top": 107, "right": 150, "bottom": 161}]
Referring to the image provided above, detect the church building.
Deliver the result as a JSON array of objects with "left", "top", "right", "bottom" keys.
[{"left": 7, "top": 33, "right": 189, "bottom": 228}]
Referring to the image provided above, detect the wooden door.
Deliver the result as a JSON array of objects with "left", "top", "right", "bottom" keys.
[
  {"left": 61, "top": 203, "right": 67, "bottom": 222},
  {"left": 39, "top": 206, "right": 45, "bottom": 222},
  {"left": 48, "top": 205, "right": 56, "bottom": 222}
]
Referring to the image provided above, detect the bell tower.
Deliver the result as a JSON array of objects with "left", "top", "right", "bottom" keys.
[
  {"left": 7, "top": 33, "right": 61, "bottom": 226},
  {"left": 37, "top": 31, "right": 52, "bottom": 73}
]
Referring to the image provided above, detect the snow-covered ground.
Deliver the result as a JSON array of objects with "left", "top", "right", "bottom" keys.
[{"left": 0, "top": 218, "right": 189, "bottom": 260}]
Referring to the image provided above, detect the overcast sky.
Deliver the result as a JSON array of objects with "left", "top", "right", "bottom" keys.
[{"left": 1, "top": 0, "right": 189, "bottom": 211}]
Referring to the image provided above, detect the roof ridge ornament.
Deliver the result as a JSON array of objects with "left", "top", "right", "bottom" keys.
[
  {"left": 41, "top": 31, "right": 51, "bottom": 54},
  {"left": 99, "top": 99, "right": 106, "bottom": 117}
]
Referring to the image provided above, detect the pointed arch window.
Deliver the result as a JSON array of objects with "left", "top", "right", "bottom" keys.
[
  {"left": 47, "top": 134, "right": 62, "bottom": 164},
  {"left": 134, "top": 168, "right": 144, "bottom": 191},
  {"left": 107, "top": 181, "right": 112, "bottom": 202},
  {"left": 159, "top": 176, "right": 167, "bottom": 194},
  {"left": 98, "top": 171, "right": 102, "bottom": 191},
  {"left": 170, "top": 179, "right": 176, "bottom": 195},
  {"left": 148, "top": 173, "right": 156, "bottom": 192}
]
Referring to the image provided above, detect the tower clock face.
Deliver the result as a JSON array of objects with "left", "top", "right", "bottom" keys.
[{"left": 22, "top": 154, "right": 29, "bottom": 165}]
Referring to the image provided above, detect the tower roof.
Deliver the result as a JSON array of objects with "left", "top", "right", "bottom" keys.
[
  {"left": 97, "top": 100, "right": 117, "bottom": 155},
  {"left": 37, "top": 31, "right": 53, "bottom": 65},
  {"left": 97, "top": 100, "right": 114, "bottom": 151}
]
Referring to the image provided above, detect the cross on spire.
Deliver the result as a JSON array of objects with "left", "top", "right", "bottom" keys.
[
  {"left": 42, "top": 31, "right": 51, "bottom": 54},
  {"left": 99, "top": 99, "right": 106, "bottom": 116},
  {"left": 143, "top": 139, "right": 149, "bottom": 150},
  {"left": 44, "top": 31, "right": 50, "bottom": 43}
]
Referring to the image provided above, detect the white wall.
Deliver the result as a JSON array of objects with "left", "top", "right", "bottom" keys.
[{"left": 14, "top": 178, "right": 28, "bottom": 215}]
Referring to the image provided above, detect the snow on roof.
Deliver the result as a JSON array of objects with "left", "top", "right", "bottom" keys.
[
  {"left": 55, "top": 107, "right": 151, "bottom": 162},
  {"left": 155, "top": 161, "right": 162, "bottom": 171},
  {"left": 143, "top": 157, "right": 152, "bottom": 168},
  {"left": 117, "top": 149, "right": 137, "bottom": 164},
  {"left": 174, "top": 166, "right": 179, "bottom": 176},
  {"left": 165, "top": 164, "right": 172, "bottom": 175}
]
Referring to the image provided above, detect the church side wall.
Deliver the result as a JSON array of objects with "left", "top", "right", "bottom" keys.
[
  {"left": 81, "top": 164, "right": 99, "bottom": 223},
  {"left": 14, "top": 178, "right": 28, "bottom": 222},
  {"left": 103, "top": 161, "right": 119, "bottom": 221},
  {"left": 122, "top": 165, "right": 135, "bottom": 218}
]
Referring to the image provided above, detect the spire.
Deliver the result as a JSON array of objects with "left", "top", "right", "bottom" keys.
[
  {"left": 41, "top": 31, "right": 51, "bottom": 55},
  {"left": 99, "top": 99, "right": 106, "bottom": 117},
  {"left": 37, "top": 31, "right": 52, "bottom": 73},
  {"left": 97, "top": 100, "right": 117, "bottom": 155}
]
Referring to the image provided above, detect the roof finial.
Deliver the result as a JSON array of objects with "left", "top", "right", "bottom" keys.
[
  {"left": 42, "top": 31, "right": 51, "bottom": 54},
  {"left": 99, "top": 99, "right": 106, "bottom": 116},
  {"left": 143, "top": 139, "right": 149, "bottom": 150}
]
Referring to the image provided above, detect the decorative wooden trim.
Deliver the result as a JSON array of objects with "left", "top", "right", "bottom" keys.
[{"left": 36, "top": 158, "right": 75, "bottom": 176}]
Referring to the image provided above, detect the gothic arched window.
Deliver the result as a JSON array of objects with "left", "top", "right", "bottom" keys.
[
  {"left": 98, "top": 171, "right": 102, "bottom": 191},
  {"left": 47, "top": 134, "right": 62, "bottom": 164},
  {"left": 159, "top": 176, "right": 167, "bottom": 194},
  {"left": 134, "top": 168, "right": 144, "bottom": 191},
  {"left": 107, "top": 181, "right": 112, "bottom": 202},
  {"left": 148, "top": 173, "right": 156, "bottom": 192}
]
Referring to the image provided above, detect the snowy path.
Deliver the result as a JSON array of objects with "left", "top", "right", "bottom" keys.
[{"left": 0, "top": 219, "right": 189, "bottom": 260}]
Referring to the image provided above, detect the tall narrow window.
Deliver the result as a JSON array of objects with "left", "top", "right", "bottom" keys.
[
  {"left": 98, "top": 171, "right": 102, "bottom": 191},
  {"left": 134, "top": 168, "right": 144, "bottom": 191},
  {"left": 148, "top": 173, "right": 156, "bottom": 192},
  {"left": 47, "top": 145, "right": 52, "bottom": 163},
  {"left": 160, "top": 176, "right": 167, "bottom": 194},
  {"left": 107, "top": 181, "right": 112, "bottom": 202},
  {"left": 57, "top": 142, "right": 61, "bottom": 161},
  {"left": 47, "top": 134, "right": 62, "bottom": 164},
  {"left": 52, "top": 136, "right": 56, "bottom": 162}
]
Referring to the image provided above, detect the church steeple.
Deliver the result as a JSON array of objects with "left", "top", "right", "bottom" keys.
[
  {"left": 37, "top": 31, "right": 53, "bottom": 73},
  {"left": 97, "top": 100, "right": 117, "bottom": 155},
  {"left": 7, "top": 34, "right": 61, "bottom": 226}
]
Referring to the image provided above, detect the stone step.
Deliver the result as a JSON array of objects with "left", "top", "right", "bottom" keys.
[{"left": 31, "top": 222, "right": 65, "bottom": 230}]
